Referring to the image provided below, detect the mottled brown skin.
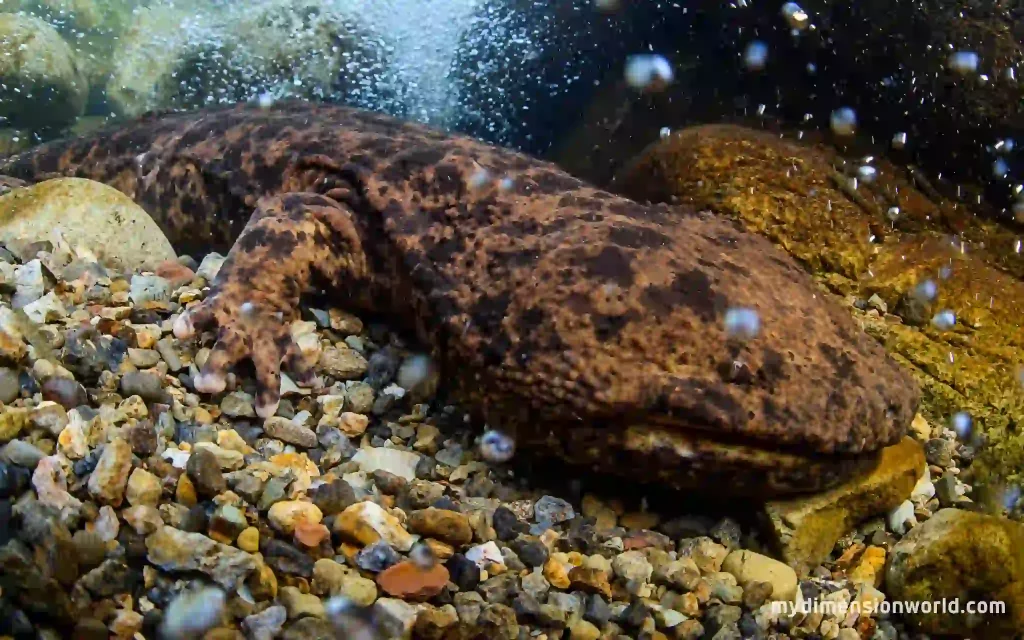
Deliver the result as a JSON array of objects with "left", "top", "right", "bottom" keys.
[{"left": 0, "top": 101, "right": 919, "bottom": 495}]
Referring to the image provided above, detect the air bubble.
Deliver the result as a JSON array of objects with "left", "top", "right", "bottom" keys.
[
  {"left": 659, "top": 127, "right": 672, "bottom": 139},
  {"left": 624, "top": 54, "right": 674, "bottom": 92},
  {"left": 951, "top": 411, "right": 972, "bottom": 440},
  {"left": 410, "top": 542, "right": 437, "bottom": 569},
  {"left": 593, "top": 0, "right": 621, "bottom": 12},
  {"left": 948, "top": 51, "right": 980, "bottom": 76},
  {"left": 857, "top": 165, "right": 878, "bottom": 183},
  {"left": 479, "top": 429, "right": 515, "bottom": 463},
  {"left": 887, "top": 206, "right": 900, "bottom": 221},
  {"left": 781, "top": 2, "right": 809, "bottom": 30},
  {"left": 724, "top": 307, "right": 760, "bottom": 340},
  {"left": 468, "top": 168, "right": 491, "bottom": 190},
  {"left": 1003, "top": 485, "right": 1021, "bottom": 512},
  {"left": 743, "top": 41, "right": 768, "bottom": 71},
  {"left": 891, "top": 132, "right": 907, "bottom": 149},
  {"left": 830, "top": 107, "right": 857, "bottom": 137},
  {"left": 931, "top": 310, "right": 956, "bottom": 330},
  {"left": 993, "top": 158, "right": 1009, "bottom": 180}
]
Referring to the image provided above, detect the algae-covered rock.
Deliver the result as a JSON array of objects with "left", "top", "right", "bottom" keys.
[
  {"left": 106, "top": 0, "right": 383, "bottom": 118},
  {"left": 886, "top": 508, "right": 1024, "bottom": 637},
  {"left": 764, "top": 437, "right": 924, "bottom": 575},
  {"left": 0, "top": 13, "right": 87, "bottom": 129},
  {"left": 0, "top": 177, "right": 176, "bottom": 271}
]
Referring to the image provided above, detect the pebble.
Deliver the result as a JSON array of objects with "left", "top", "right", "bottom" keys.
[
  {"left": 263, "top": 416, "right": 318, "bottom": 448},
  {"left": 280, "top": 585, "right": 326, "bottom": 619},
  {"left": 129, "top": 274, "right": 172, "bottom": 305},
  {"left": 232, "top": 525, "right": 259, "bottom": 551},
  {"left": 351, "top": 446, "right": 421, "bottom": 481},
  {"left": 721, "top": 550, "right": 797, "bottom": 601},
  {"left": 120, "top": 371, "right": 169, "bottom": 403},
  {"left": 243, "top": 605, "right": 287, "bottom": 640},
  {"left": 377, "top": 560, "right": 450, "bottom": 600},
  {"left": 407, "top": 507, "right": 473, "bottom": 546},
  {"left": 445, "top": 553, "right": 480, "bottom": 592},
  {"left": 221, "top": 391, "right": 257, "bottom": 417},
  {"left": 86, "top": 437, "right": 132, "bottom": 505},
  {"left": 356, "top": 539, "right": 402, "bottom": 572},
  {"left": 334, "top": 500, "right": 416, "bottom": 551},
  {"left": 42, "top": 377, "right": 88, "bottom": 409},
  {"left": 0, "top": 366, "right": 19, "bottom": 403},
  {"left": 319, "top": 345, "right": 369, "bottom": 379},
  {"left": 267, "top": 500, "right": 323, "bottom": 534},
  {"left": 125, "top": 467, "right": 161, "bottom": 506},
  {"left": 0, "top": 439, "right": 45, "bottom": 468},
  {"left": 186, "top": 447, "right": 225, "bottom": 497},
  {"left": 935, "top": 472, "right": 960, "bottom": 506}
]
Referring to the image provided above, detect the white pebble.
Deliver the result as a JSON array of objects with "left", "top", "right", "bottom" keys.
[
  {"left": 887, "top": 499, "right": 916, "bottom": 535},
  {"left": 624, "top": 54, "right": 674, "bottom": 92}
]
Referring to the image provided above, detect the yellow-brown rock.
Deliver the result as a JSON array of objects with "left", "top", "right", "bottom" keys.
[
  {"left": 886, "top": 508, "right": 1023, "bottom": 638},
  {"left": 764, "top": 437, "right": 924, "bottom": 575}
]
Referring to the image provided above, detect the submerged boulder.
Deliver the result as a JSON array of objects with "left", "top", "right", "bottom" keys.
[
  {"left": 886, "top": 508, "right": 1024, "bottom": 637},
  {"left": 0, "top": 13, "right": 87, "bottom": 130},
  {"left": 106, "top": 0, "right": 384, "bottom": 118},
  {"left": 0, "top": 178, "right": 176, "bottom": 272}
]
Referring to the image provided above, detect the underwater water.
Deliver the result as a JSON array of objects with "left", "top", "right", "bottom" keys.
[{"left": 0, "top": 0, "right": 1021, "bottom": 638}]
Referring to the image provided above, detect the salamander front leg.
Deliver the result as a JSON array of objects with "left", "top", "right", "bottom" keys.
[{"left": 173, "top": 192, "right": 367, "bottom": 417}]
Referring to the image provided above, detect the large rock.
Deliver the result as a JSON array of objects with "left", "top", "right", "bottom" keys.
[
  {"left": 0, "top": 178, "right": 175, "bottom": 272},
  {"left": 887, "top": 508, "right": 1023, "bottom": 637},
  {"left": 764, "top": 437, "right": 924, "bottom": 575},
  {"left": 0, "top": 13, "right": 87, "bottom": 129},
  {"left": 106, "top": 0, "right": 383, "bottom": 118}
]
